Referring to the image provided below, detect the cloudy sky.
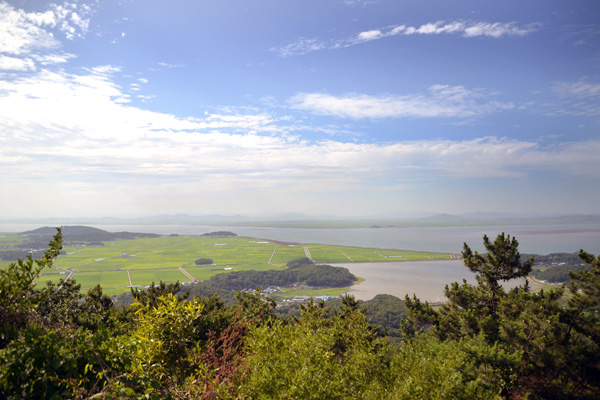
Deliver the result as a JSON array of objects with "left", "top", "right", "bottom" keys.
[{"left": 1, "top": 0, "right": 599, "bottom": 218}]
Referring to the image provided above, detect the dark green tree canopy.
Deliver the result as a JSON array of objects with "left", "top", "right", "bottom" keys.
[{"left": 462, "top": 232, "right": 534, "bottom": 284}]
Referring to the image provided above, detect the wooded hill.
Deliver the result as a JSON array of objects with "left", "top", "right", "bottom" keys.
[
  {"left": 0, "top": 226, "right": 160, "bottom": 261},
  {"left": 526, "top": 252, "right": 590, "bottom": 283},
  {"left": 22, "top": 225, "right": 159, "bottom": 242},
  {"left": 114, "top": 257, "right": 356, "bottom": 308}
]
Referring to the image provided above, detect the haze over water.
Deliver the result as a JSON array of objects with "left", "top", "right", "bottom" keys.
[{"left": 3, "top": 223, "right": 597, "bottom": 255}]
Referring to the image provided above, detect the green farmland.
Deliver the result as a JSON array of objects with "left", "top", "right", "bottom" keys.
[{"left": 2, "top": 233, "right": 453, "bottom": 296}]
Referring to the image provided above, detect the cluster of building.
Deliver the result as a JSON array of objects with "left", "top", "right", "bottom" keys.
[
  {"left": 280, "top": 295, "right": 335, "bottom": 303},
  {"left": 240, "top": 286, "right": 336, "bottom": 304}
]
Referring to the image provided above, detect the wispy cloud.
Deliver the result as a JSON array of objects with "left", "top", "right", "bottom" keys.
[
  {"left": 559, "top": 24, "right": 600, "bottom": 47},
  {"left": 542, "top": 78, "right": 600, "bottom": 116},
  {"left": 270, "top": 38, "right": 327, "bottom": 57},
  {"left": 272, "top": 20, "right": 540, "bottom": 57},
  {"left": 343, "top": 0, "right": 378, "bottom": 8},
  {"left": 288, "top": 85, "right": 514, "bottom": 119},
  {"left": 552, "top": 79, "right": 600, "bottom": 98},
  {"left": 157, "top": 62, "right": 186, "bottom": 69}
]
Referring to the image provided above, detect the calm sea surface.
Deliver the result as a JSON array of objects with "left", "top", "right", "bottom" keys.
[
  {"left": 2, "top": 222, "right": 598, "bottom": 254},
  {"left": 334, "top": 261, "right": 541, "bottom": 302}
]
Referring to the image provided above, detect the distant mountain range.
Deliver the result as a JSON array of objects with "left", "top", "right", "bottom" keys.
[{"left": 4, "top": 213, "right": 600, "bottom": 229}]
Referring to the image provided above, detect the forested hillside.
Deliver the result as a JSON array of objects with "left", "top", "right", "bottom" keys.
[
  {"left": 0, "top": 226, "right": 159, "bottom": 261},
  {"left": 526, "top": 252, "right": 591, "bottom": 283},
  {"left": 0, "top": 228, "right": 598, "bottom": 399}
]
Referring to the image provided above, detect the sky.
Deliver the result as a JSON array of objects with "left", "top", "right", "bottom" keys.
[{"left": 1, "top": 0, "right": 599, "bottom": 219}]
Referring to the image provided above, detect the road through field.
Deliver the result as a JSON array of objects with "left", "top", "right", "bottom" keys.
[
  {"left": 178, "top": 266, "right": 196, "bottom": 281},
  {"left": 304, "top": 247, "right": 313, "bottom": 261},
  {"left": 268, "top": 245, "right": 279, "bottom": 264}
]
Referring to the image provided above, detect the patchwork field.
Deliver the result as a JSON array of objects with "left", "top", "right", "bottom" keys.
[{"left": 1, "top": 233, "right": 453, "bottom": 296}]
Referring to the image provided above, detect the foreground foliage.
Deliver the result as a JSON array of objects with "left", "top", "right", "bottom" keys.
[
  {"left": 404, "top": 233, "right": 600, "bottom": 399},
  {"left": 0, "top": 229, "right": 598, "bottom": 399}
]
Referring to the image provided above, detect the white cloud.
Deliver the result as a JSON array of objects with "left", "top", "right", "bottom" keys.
[
  {"left": 288, "top": 85, "right": 514, "bottom": 119},
  {"left": 137, "top": 94, "right": 156, "bottom": 102},
  {"left": 356, "top": 20, "right": 538, "bottom": 43},
  {"left": 0, "top": 2, "right": 60, "bottom": 56},
  {"left": 32, "top": 53, "right": 75, "bottom": 65},
  {"left": 357, "top": 30, "right": 383, "bottom": 41},
  {"left": 0, "top": 2, "right": 93, "bottom": 75},
  {"left": 48, "top": 2, "right": 93, "bottom": 40},
  {"left": 272, "top": 19, "right": 540, "bottom": 56},
  {"left": 462, "top": 22, "right": 534, "bottom": 38},
  {"left": 1, "top": 66, "right": 597, "bottom": 202},
  {"left": 0, "top": 55, "right": 35, "bottom": 71},
  {"left": 86, "top": 64, "right": 121, "bottom": 76}
]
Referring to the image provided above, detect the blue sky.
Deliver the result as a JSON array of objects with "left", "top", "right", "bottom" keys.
[{"left": 1, "top": 0, "right": 599, "bottom": 218}]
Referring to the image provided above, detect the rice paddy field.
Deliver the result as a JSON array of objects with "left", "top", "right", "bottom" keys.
[{"left": 1, "top": 233, "right": 453, "bottom": 296}]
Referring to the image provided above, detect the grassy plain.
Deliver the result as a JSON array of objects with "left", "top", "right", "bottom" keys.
[
  {"left": 269, "top": 245, "right": 307, "bottom": 264},
  {"left": 0, "top": 233, "right": 453, "bottom": 296},
  {"left": 74, "top": 272, "right": 102, "bottom": 288},
  {"left": 129, "top": 270, "right": 160, "bottom": 286},
  {"left": 153, "top": 269, "right": 188, "bottom": 283},
  {"left": 37, "top": 273, "right": 69, "bottom": 285},
  {"left": 100, "top": 271, "right": 131, "bottom": 287}
]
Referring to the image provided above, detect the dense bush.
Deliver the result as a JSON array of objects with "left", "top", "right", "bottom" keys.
[{"left": 200, "top": 231, "right": 237, "bottom": 237}]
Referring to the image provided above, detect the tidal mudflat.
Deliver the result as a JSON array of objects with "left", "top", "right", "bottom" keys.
[{"left": 337, "top": 260, "right": 540, "bottom": 302}]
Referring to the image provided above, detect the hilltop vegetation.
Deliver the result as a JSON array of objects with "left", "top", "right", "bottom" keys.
[
  {"left": 199, "top": 261, "right": 356, "bottom": 291},
  {"left": 0, "top": 228, "right": 599, "bottom": 399}
]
